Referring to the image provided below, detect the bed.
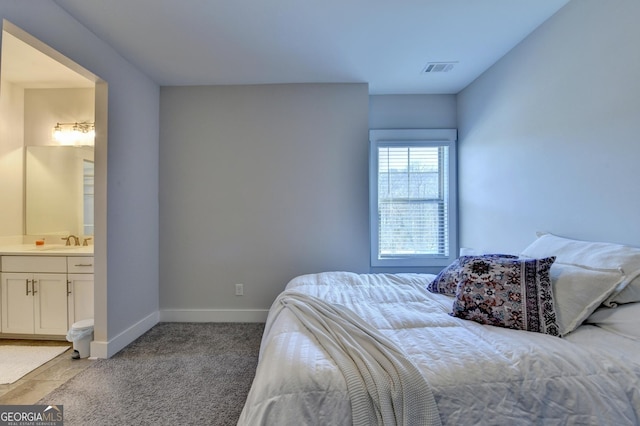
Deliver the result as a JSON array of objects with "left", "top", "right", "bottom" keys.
[{"left": 238, "top": 233, "right": 640, "bottom": 425}]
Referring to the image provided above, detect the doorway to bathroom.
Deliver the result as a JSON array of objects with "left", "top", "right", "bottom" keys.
[{"left": 0, "top": 20, "right": 107, "bottom": 358}]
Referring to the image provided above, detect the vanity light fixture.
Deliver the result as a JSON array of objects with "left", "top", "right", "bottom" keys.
[{"left": 52, "top": 121, "right": 95, "bottom": 146}]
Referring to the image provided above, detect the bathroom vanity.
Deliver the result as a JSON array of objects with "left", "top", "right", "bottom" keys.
[{"left": 0, "top": 245, "right": 93, "bottom": 339}]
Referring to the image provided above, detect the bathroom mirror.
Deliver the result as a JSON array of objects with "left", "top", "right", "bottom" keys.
[
  {"left": 25, "top": 146, "right": 94, "bottom": 236},
  {"left": 0, "top": 27, "right": 97, "bottom": 239}
]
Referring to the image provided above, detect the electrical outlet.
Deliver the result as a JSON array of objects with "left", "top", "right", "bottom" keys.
[{"left": 235, "top": 283, "right": 244, "bottom": 296}]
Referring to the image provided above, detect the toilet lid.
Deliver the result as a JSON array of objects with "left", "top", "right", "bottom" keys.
[{"left": 73, "top": 318, "right": 94, "bottom": 329}]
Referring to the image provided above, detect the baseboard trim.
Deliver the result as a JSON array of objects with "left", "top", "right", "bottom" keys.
[
  {"left": 89, "top": 309, "right": 267, "bottom": 358},
  {"left": 90, "top": 311, "right": 160, "bottom": 359},
  {"left": 159, "top": 309, "right": 269, "bottom": 323}
]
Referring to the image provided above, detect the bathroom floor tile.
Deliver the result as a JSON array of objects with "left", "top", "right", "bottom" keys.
[
  {"left": 0, "top": 340, "right": 93, "bottom": 405},
  {"left": 0, "top": 379, "right": 67, "bottom": 405}
]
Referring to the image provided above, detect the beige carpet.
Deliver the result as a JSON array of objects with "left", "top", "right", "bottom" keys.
[{"left": 0, "top": 345, "right": 70, "bottom": 384}]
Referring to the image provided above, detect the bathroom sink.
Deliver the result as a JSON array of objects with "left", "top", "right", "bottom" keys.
[
  {"left": 26, "top": 245, "right": 92, "bottom": 252},
  {"left": 30, "top": 245, "right": 70, "bottom": 250}
]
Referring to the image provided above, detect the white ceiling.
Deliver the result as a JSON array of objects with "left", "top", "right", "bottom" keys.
[
  {"left": 1, "top": 31, "right": 94, "bottom": 88},
  {"left": 52, "top": 0, "right": 569, "bottom": 94}
]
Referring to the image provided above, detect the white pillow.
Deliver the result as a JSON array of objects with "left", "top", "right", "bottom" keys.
[
  {"left": 550, "top": 263, "right": 624, "bottom": 335},
  {"left": 609, "top": 277, "right": 640, "bottom": 305},
  {"left": 521, "top": 233, "right": 640, "bottom": 306},
  {"left": 586, "top": 303, "right": 640, "bottom": 340}
]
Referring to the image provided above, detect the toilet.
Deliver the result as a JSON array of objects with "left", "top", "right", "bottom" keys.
[{"left": 67, "top": 318, "right": 94, "bottom": 359}]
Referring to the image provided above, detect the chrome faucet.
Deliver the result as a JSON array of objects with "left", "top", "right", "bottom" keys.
[{"left": 62, "top": 235, "right": 80, "bottom": 246}]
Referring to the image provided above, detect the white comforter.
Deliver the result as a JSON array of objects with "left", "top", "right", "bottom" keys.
[{"left": 238, "top": 272, "right": 640, "bottom": 425}]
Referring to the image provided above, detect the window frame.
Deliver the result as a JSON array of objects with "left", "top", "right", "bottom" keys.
[{"left": 369, "top": 129, "right": 458, "bottom": 270}]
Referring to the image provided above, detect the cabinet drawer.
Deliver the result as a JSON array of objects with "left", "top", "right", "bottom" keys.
[
  {"left": 1, "top": 256, "right": 66, "bottom": 273},
  {"left": 67, "top": 257, "right": 94, "bottom": 273}
]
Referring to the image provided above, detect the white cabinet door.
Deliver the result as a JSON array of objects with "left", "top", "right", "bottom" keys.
[
  {"left": 67, "top": 273, "right": 94, "bottom": 325},
  {"left": 34, "top": 273, "right": 69, "bottom": 335},
  {"left": 1, "top": 272, "right": 36, "bottom": 334},
  {"left": 1, "top": 272, "right": 68, "bottom": 335}
]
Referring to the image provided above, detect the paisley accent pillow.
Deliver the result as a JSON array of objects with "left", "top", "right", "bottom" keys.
[
  {"left": 451, "top": 256, "right": 561, "bottom": 336},
  {"left": 427, "top": 254, "right": 518, "bottom": 295}
]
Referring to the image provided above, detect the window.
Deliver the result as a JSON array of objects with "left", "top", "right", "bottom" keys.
[
  {"left": 83, "top": 159, "right": 95, "bottom": 236},
  {"left": 369, "top": 129, "right": 457, "bottom": 269}
]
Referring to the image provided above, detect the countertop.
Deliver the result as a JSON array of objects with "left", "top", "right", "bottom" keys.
[{"left": 0, "top": 244, "right": 94, "bottom": 256}]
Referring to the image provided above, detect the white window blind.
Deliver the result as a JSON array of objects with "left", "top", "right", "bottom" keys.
[
  {"left": 370, "top": 129, "right": 457, "bottom": 269},
  {"left": 378, "top": 145, "right": 449, "bottom": 256}
]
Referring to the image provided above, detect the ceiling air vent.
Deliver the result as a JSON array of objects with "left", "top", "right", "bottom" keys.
[{"left": 422, "top": 62, "right": 457, "bottom": 73}]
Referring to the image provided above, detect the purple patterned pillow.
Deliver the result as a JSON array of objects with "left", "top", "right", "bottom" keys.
[
  {"left": 450, "top": 256, "right": 560, "bottom": 336},
  {"left": 427, "top": 254, "right": 518, "bottom": 295}
]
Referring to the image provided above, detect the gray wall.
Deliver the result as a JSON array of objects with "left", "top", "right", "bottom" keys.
[
  {"left": 159, "top": 84, "right": 369, "bottom": 319},
  {"left": 457, "top": 0, "right": 640, "bottom": 253},
  {"left": 0, "top": 2, "right": 160, "bottom": 356},
  {"left": 369, "top": 94, "right": 457, "bottom": 129}
]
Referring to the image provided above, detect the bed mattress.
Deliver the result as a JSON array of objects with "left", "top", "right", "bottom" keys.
[{"left": 238, "top": 271, "right": 640, "bottom": 425}]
